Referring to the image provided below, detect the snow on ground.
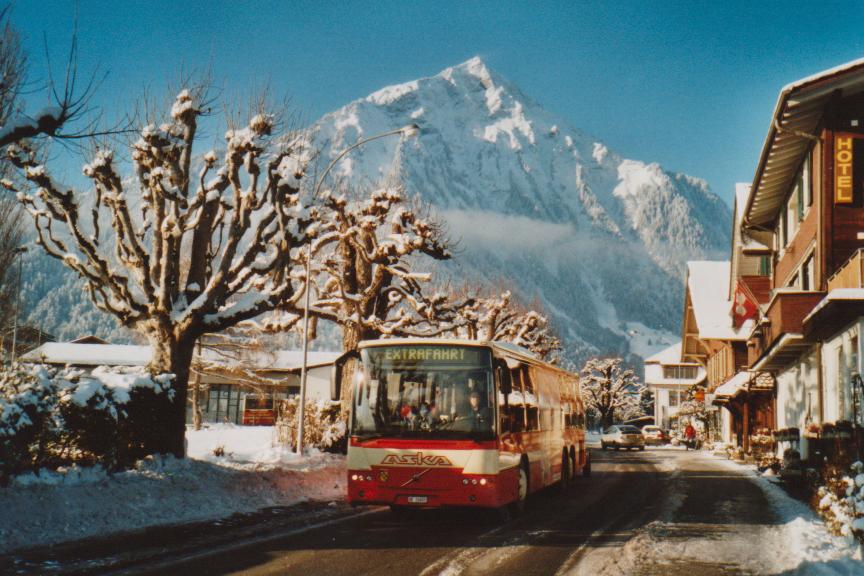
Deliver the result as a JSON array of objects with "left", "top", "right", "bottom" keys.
[
  {"left": 599, "top": 450, "right": 864, "bottom": 575},
  {"left": 0, "top": 425, "right": 345, "bottom": 554}
]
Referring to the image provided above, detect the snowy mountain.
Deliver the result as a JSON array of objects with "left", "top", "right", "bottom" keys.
[
  {"left": 17, "top": 57, "right": 730, "bottom": 361},
  {"left": 307, "top": 57, "right": 731, "bottom": 360}
]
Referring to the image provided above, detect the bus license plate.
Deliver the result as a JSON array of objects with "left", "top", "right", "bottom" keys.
[{"left": 407, "top": 496, "right": 427, "bottom": 504}]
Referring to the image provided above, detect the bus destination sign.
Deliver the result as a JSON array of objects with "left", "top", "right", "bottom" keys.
[{"left": 375, "top": 345, "right": 488, "bottom": 364}]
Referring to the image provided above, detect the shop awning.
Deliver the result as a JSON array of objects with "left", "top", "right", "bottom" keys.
[{"left": 714, "top": 371, "right": 751, "bottom": 399}]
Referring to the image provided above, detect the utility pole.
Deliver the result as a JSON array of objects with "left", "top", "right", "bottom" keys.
[
  {"left": 10, "top": 246, "right": 27, "bottom": 364},
  {"left": 296, "top": 124, "right": 419, "bottom": 455}
]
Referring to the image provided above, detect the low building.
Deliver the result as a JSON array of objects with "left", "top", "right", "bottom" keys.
[
  {"left": 681, "top": 260, "right": 769, "bottom": 448},
  {"left": 20, "top": 341, "right": 341, "bottom": 425},
  {"left": 644, "top": 342, "right": 705, "bottom": 431}
]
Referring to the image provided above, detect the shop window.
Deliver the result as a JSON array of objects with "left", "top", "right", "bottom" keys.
[{"left": 207, "top": 384, "right": 241, "bottom": 424}]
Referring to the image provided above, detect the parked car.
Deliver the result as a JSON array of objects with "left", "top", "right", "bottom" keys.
[
  {"left": 601, "top": 425, "right": 646, "bottom": 450},
  {"left": 642, "top": 425, "right": 666, "bottom": 445}
]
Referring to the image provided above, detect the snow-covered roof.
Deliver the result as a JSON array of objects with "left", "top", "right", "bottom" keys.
[
  {"left": 645, "top": 342, "right": 696, "bottom": 366},
  {"left": 20, "top": 343, "right": 342, "bottom": 371},
  {"left": 747, "top": 58, "right": 864, "bottom": 227},
  {"left": 714, "top": 371, "right": 750, "bottom": 397},
  {"left": 266, "top": 350, "right": 343, "bottom": 371},
  {"left": 20, "top": 343, "right": 152, "bottom": 366},
  {"left": 687, "top": 261, "right": 752, "bottom": 341}
]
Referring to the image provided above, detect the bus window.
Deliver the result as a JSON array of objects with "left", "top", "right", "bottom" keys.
[
  {"left": 523, "top": 366, "right": 540, "bottom": 432},
  {"left": 508, "top": 367, "right": 526, "bottom": 433}
]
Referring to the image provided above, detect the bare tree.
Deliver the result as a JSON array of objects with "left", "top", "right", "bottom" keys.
[
  {"left": 452, "top": 288, "right": 561, "bottom": 361},
  {"left": 2, "top": 87, "right": 313, "bottom": 456},
  {"left": 0, "top": 196, "right": 23, "bottom": 335},
  {"left": 0, "top": 6, "right": 28, "bottom": 342},
  {"left": 265, "top": 185, "right": 462, "bottom": 341},
  {"left": 0, "top": 12, "right": 107, "bottom": 148},
  {"left": 580, "top": 357, "right": 643, "bottom": 429}
]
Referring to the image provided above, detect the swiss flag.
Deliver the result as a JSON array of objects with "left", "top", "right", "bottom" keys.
[{"left": 732, "top": 280, "right": 758, "bottom": 328}]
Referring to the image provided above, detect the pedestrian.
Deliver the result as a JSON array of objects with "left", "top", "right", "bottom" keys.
[{"left": 684, "top": 422, "right": 696, "bottom": 450}]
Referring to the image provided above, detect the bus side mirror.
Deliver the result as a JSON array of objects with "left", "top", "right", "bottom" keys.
[
  {"left": 495, "top": 360, "right": 512, "bottom": 395},
  {"left": 331, "top": 349, "right": 360, "bottom": 402}
]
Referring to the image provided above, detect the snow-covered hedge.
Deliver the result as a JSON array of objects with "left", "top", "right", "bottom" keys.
[
  {"left": 276, "top": 398, "right": 346, "bottom": 453},
  {"left": 815, "top": 461, "right": 864, "bottom": 544},
  {"left": 0, "top": 364, "right": 174, "bottom": 484}
]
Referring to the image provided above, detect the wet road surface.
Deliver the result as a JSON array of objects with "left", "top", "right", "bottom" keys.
[{"left": 1, "top": 447, "right": 786, "bottom": 576}]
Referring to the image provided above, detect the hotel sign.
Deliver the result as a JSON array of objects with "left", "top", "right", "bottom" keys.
[{"left": 835, "top": 133, "right": 856, "bottom": 204}]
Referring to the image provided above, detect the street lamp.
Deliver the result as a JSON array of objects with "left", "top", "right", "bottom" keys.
[
  {"left": 296, "top": 124, "right": 420, "bottom": 455},
  {"left": 9, "top": 246, "right": 27, "bottom": 364}
]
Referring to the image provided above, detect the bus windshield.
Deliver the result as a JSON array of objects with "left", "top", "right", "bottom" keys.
[{"left": 353, "top": 345, "right": 495, "bottom": 440}]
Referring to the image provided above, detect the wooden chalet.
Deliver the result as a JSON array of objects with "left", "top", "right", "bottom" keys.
[{"left": 741, "top": 58, "right": 864, "bottom": 462}]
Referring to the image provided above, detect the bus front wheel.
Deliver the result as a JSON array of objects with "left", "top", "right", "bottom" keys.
[
  {"left": 560, "top": 450, "right": 570, "bottom": 493},
  {"left": 514, "top": 461, "right": 529, "bottom": 515}
]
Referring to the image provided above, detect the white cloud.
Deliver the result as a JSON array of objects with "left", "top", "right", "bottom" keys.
[{"left": 441, "top": 209, "right": 573, "bottom": 251}]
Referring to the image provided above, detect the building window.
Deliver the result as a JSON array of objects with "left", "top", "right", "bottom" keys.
[
  {"left": 663, "top": 365, "right": 698, "bottom": 380},
  {"left": 669, "top": 390, "right": 680, "bottom": 407},
  {"left": 759, "top": 255, "right": 771, "bottom": 276},
  {"left": 788, "top": 272, "right": 799, "bottom": 289},
  {"left": 802, "top": 254, "right": 814, "bottom": 291},
  {"left": 803, "top": 154, "right": 813, "bottom": 208},
  {"left": 207, "top": 384, "right": 241, "bottom": 424},
  {"left": 787, "top": 187, "right": 799, "bottom": 242},
  {"left": 779, "top": 209, "right": 788, "bottom": 248}
]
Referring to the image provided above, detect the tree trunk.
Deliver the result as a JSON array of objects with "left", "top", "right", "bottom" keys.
[
  {"left": 601, "top": 408, "right": 614, "bottom": 430},
  {"left": 190, "top": 340, "right": 203, "bottom": 431},
  {"left": 339, "top": 323, "right": 377, "bottom": 419},
  {"left": 191, "top": 372, "right": 202, "bottom": 431},
  {"left": 149, "top": 333, "right": 196, "bottom": 458}
]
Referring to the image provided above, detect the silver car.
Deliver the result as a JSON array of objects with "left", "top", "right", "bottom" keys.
[{"left": 601, "top": 425, "right": 646, "bottom": 451}]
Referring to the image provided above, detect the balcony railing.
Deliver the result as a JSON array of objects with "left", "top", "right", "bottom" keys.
[
  {"left": 748, "top": 290, "right": 825, "bottom": 366},
  {"left": 828, "top": 248, "right": 864, "bottom": 291}
]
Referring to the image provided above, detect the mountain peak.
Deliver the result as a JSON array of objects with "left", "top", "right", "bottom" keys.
[{"left": 308, "top": 62, "right": 731, "bottom": 360}]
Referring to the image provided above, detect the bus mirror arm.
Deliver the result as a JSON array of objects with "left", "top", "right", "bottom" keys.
[{"left": 331, "top": 349, "right": 361, "bottom": 402}]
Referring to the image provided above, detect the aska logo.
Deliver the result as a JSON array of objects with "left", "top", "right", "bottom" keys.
[{"left": 380, "top": 452, "right": 453, "bottom": 467}]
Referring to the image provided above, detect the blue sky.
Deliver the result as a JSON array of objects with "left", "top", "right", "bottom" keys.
[{"left": 12, "top": 1, "right": 864, "bottom": 206}]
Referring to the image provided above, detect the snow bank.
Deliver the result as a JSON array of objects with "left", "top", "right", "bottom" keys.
[{"left": 0, "top": 425, "right": 345, "bottom": 553}]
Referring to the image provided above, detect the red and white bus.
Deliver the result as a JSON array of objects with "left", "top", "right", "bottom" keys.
[{"left": 332, "top": 339, "right": 588, "bottom": 514}]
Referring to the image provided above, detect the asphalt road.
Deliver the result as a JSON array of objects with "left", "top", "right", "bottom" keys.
[
  {"left": 157, "top": 450, "right": 660, "bottom": 576},
  {"left": 2, "top": 447, "right": 783, "bottom": 576}
]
